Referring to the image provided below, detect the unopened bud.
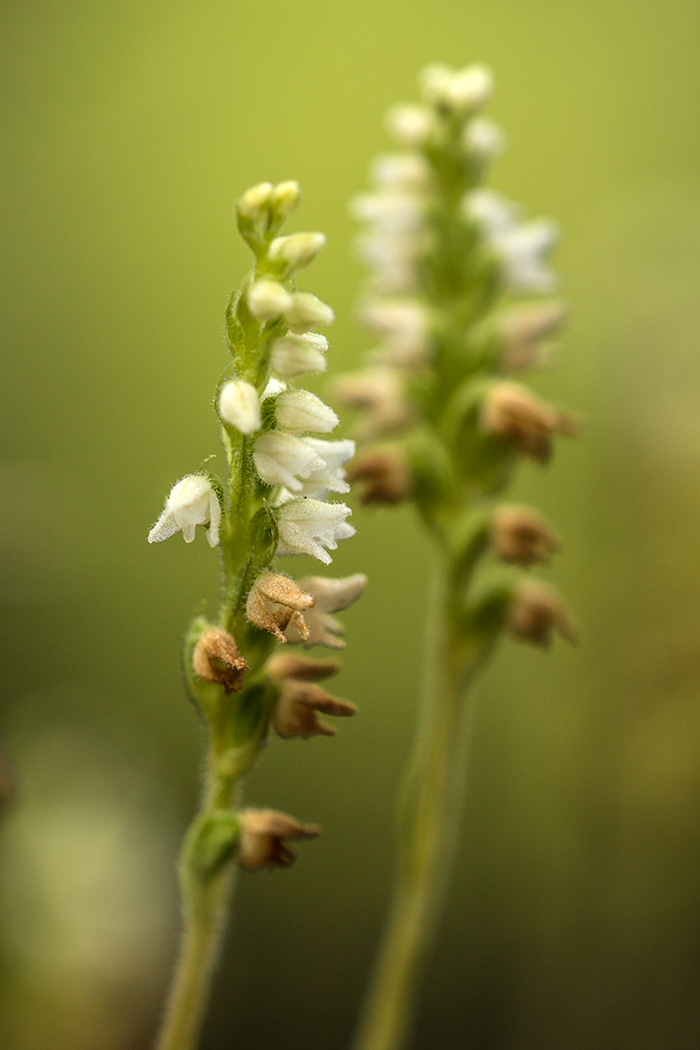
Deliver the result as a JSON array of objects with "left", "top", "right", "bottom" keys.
[
  {"left": 507, "top": 580, "right": 577, "bottom": 647},
  {"left": 218, "top": 379, "right": 261, "bottom": 434},
  {"left": 246, "top": 572, "right": 314, "bottom": 643},
  {"left": 385, "top": 104, "right": 436, "bottom": 147},
  {"left": 269, "top": 232, "right": 326, "bottom": 274},
  {"left": 248, "top": 279, "right": 293, "bottom": 321},
  {"left": 347, "top": 448, "right": 412, "bottom": 505},
  {"left": 193, "top": 627, "right": 249, "bottom": 693},
  {"left": 269, "top": 332, "right": 328, "bottom": 378},
  {"left": 463, "top": 118, "right": 505, "bottom": 161},
  {"left": 492, "top": 506, "right": 558, "bottom": 565},
  {"left": 482, "top": 382, "right": 576, "bottom": 463},
  {"left": 275, "top": 389, "right": 338, "bottom": 434},
  {"left": 283, "top": 292, "right": 335, "bottom": 333},
  {"left": 271, "top": 180, "right": 302, "bottom": 218},
  {"left": 238, "top": 808, "right": 319, "bottom": 871},
  {"left": 273, "top": 679, "right": 357, "bottom": 739},
  {"left": 237, "top": 182, "right": 273, "bottom": 222}
]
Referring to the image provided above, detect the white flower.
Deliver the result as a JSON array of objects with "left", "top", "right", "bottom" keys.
[
  {"left": 464, "top": 190, "right": 559, "bottom": 293},
  {"left": 268, "top": 232, "right": 326, "bottom": 273},
  {"left": 385, "top": 104, "right": 435, "bottom": 147},
  {"left": 269, "top": 332, "right": 328, "bottom": 378},
  {"left": 283, "top": 292, "right": 335, "bottom": 333},
  {"left": 276, "top": 499, "right": 354, "bottom": 565},
  {"left": 253, "top": 432, "right": 323, "bottom": 491},
  {"left": 270, "top": 180, "right": 301, "bottom": 218},
  {"left": 275, "top": 389, "right": 339, "bottom": 434},
  {"left": 370, "top": 154, "right": 431, "bottom": 193},
  {"left": 248, "top": 279, "right": 293, "bottom": 321},
  {"left": 301, "top": 438, "right": 355, "bottom": 495},
  {"left": 237, "top": 182, "right": 273, "bottom": 222},
  {"left": 356, "top": 231, "right": 421, "bottom": 294},
  {"left": 218, "top": 379, "right": 261, "bottom": 434},
  {"left": 148, "top": 475, "right": 221, "bottom": 547},
  {"left": 351, "top": 192, "right": 424, "bottom": 235},
  {"left": 284, "top": 573, "right": 368, "bottom": 648},
  {"left": 463, "top": 118, "right": 505, "bottom": 162},
  {"left": 362, "top": 299, "right": 431, "bottom": 365},
  {"left": 262, "top": 377, "right": 287, "bottom": 399}
]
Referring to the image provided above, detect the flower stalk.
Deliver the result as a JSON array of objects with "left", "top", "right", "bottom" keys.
[
  {"left": 149, "top": 181, "right": 365, "bottom": 1050},
  {"left": 343, "top": 63, "right": 576, "bottom": 1050}
]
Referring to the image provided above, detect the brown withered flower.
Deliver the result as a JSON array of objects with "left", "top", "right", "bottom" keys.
[
  {"left": 265, "top": 652, "right": 341, "bottom": 682},
  {"left": 482, "top": 381, "right": 576, "bottom": 463},
  {"left": 283, "top": 574, "right": 368, "bottom": 648},
  {"left": 192, "top": 627, "right": 249, "bottom": 693},
  {"left": 491, "top": 505, "right": 559, "bottom": 565},
  {"left": 273, "top": 680, "right": 357, "bottom": 739},
  {"left": 347, "top": 448, "right": 412, "bottom": 505},
  {"left": 246, "top": 572, "right": 314, "bottom": 643},
  {"left": 499, "top": 301, "right": 567, "bottom": 372},
  {"left": 238, "top": 809, "right": 320, "bottom": 871},
  {"left": 507, "top": 579, "right": 577, "bottom": 647},
  {"left": 334, "top": 366, "right": 414, "bottom": 439}
]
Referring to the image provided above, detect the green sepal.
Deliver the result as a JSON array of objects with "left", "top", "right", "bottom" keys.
[
  {"left": 201, "top": 470, "right": 225, "bottom": 520},
  {"left": 443, "top": 378, "right": 516, "bottom": 494},
  {"left": 447, "top": 507, "right": 491, "bottom": 583},
  {"left": 235, "top": 208, "right": 266, "bottom": 259},
  {"left": 249, "top": 500, "right": 279, "bottom": 567},
  {"left": 188, "top": 810, "right": 241, "bottom": 880},
  {"left": 463, "top": 569, "right": 515, "bottom": 640},
  {"left": 407, "top": 429, "right": 453, "bottom": 521}
]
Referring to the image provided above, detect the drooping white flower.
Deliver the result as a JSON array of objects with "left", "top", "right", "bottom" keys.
[
  {"left": 284, "top": 574, "right": 368, "bottom": 647},
  {"left": 301, "top": 438, "right": 355, "bottom": 494},
  {"left": 371, "top": 153, "right": 431, "bottom": 193},
  {"left": 148, "top": 475, "right": 221, "bottom": 547},
  {"left": 385, "top": 103, "right": 436, "bottom": 147},
  {"left": 283, "top": 292, "right": 335, "bottom": 333},
  {"left": 252, "top": 432, "right": 323, "bottom": 491},
  {"left": 248, "top": 279, "right": 293, "bottom": 321},
  {"left": 275, "top": 389, "right": 339, "bottom": 434},
  {"left": 269, "top": 332, "right": 328, "bottom": 378},
  {"left": 463, "top": 190, "right": 558, "bottom": 293},
  {"left": 268, "top": 232, "right": 326, "bottom": 273},
  {"left": 276, "top": 499, "right": 355, "bottom": 564},
  {"left": 218, "top": 379, "right": 261, "bottom": 434}
]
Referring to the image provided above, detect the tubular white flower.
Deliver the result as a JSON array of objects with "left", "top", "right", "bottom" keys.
[
  {"left": 362, "top": 299, "right": 431, "bottom": 365},
  {"left": 370, "top": 154, "right": 431, "bottom": 193},
  {"left": 275, "top": 389, "right": 339, "bottom": 434},
  {"left": 351, "top": 192, "right": 424, "bottom": 235},
  {"left": 301, "top": 437, "right": 355, "bottom": 494},
  {"left": 464, "top": 190, "right": 558, "bottom": 293},
  {"left": 276, "top": 499, "right": 354, "bottom": 565},
  {"left": 269, "top": 232, "right": 326, "bottom": 273},
  {"left": 237, "top": 182, "right": 273, "bottom": 222},
  {"left": 269, "top": 332, "right": 329, "bottom": 378},
  {"left": 356, "top": 231, "right": 421, "bottom": 294},
  {"left": 218, "top": 379, "right": 261, "bottom": 435},
  {"left": 253, "top": 432, "right": 323, "bottom": 491},
  {"left": 148, "top": 475, "right": 221, "bottom": 547},
  {"left": 385, "top": 103, "right": 436, "bottom": 147},
  {"left": 463, "top": 118, "right": 505, "bottom": 162},
  {"left": 463, "top": 189, "right": 520, "bottom": 236},
  {"left": 283, "top": 292, "right": 335, "bottom": 333},
  {"left": 248, "top": 279, "right": 293, "bottom": 321},
  {"left": 271, "top": 180, "right": 301, "bottom": 218}
]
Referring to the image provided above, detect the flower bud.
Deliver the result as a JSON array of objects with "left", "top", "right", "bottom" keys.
[
  {"left": 491, "top": 506, "right": 558, "bottom": 565},
  {"left": 218, "top": 379, "right": 261, "bottom": 434},
  {"left": 269, "top": 332, "right": 329, "bottom": 378},
  {"left": 385, "top": 103, "right": 436, "bottom": 147},
  {"left": 275, "top": 389, "right": 338, "bottom": 434},
  {"left": 507, "top": 580, "right": 577, "bottom": 647},
  {"left": 273, "top": 679, "right": 357, "bottom": 739},
  {"left": 347, "top": 448, "right": 412, "bottom": 505},
  {"left": 193, "top": 627, "right": 249, "bottom": 693},
  {"left": 247, "top": 279, "right": 293, "bottom": 321},
  {"left": 445, "top": 64, "right": 493, "bottom": 112},
  {"left": 283, "top": 292, "right": 335, "bottom": 332},
  {"left": 482, "top": 382, "right": 576, "bottom": 463},
  {"left": 463, "top": 118, "right": 505, "bottom": 162},
  {"left": 246, "top": 572, "right": 314, "bottom": 643},
  {"left": 236, "top": 182, "right": 273, "bottom": 222},
  {"left": 334, "top": 366, "right": 413, "bottom": 438},
  {"left": 268, "top": 232, "right": 326, "bottom": 274},
  {"left": 238, "top": 809, "right": 319, "bottom": 871},
  {"left": 271, "top": 180, "right": 301, "bottom": 218}
]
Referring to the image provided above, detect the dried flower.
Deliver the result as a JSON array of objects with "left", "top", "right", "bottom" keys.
[
  {"left": 148, "top": 475, "right": 221, "bottom": 547},
  {"left": 491, "top": 506, "right": 558, "bottom": 565},
  {"left": 246, "top": 572, "right": 315, "bottom": 643},
  {"left": 273, "top": 679, "right": 357, "bottom": 739},
  {"left": 238, "top": 809, "right": 319, "bottom": 871},
  {"left": 507, "top": 579, "right": 577, "bottom": 647},
  {"left": 482, "top": 382, "right": 576, "bottom": 463},
  {"left": 265, "top": 652, "right": 341, "bottom": 682},
  {"left": 347, "top": 448, "right": 412, "bottom": 505},
  {"left": 334, "top": 366, "right": 414, "bottom": 439},
  {"left": 284, "top": 574, "right": 367, "bottom": 648},
  {"left": 499, "top": 301, "right": 568, "bottom": 372},
  {"left": 193, "top": 627, "right": 249, "bottom": 693}
]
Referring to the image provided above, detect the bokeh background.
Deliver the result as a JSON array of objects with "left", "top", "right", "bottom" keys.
[{"left": 2, "top": 1, "right": 700, "bottom": 1047}]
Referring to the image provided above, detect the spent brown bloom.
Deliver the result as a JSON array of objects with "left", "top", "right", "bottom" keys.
[
  {"left": 273, "top": 679, "right": 357, "bottom": 739},
  {"left": 284, "top": 574, "right": 368, "bottom": 648},
  {"left": 482, "top": 381, "right": 576, "bottom": 463},
  {"left": 347, "top": 448, "right": 412, "bottom": 505},
  {"left": 238, "top": 809, "right": 320, "bottom": 871},
  {"left": 246, "top": 572, "right": 315, "bottom": 643},
  {"left": 507, "top": 579, "right": 577, "bottom": 647},
  {"left": 491, "top": 505, "right": 558, "bottom": 565},
  {"left": 192, "top": 627, "right": 249, "bottom": 693}
]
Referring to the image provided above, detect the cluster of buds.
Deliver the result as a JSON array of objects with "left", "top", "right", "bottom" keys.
[
  {"left": 340, "top": 64, "right": 576, "bottom": 648},
  {"left": 148, "top": 181, "right": 367, "bottom": 873}
]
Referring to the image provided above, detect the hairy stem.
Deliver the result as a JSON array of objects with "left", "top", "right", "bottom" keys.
[{"left": 353, "top": 545, "right": 487, "bottom": 1050}]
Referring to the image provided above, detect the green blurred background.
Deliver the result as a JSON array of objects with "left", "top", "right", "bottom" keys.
[{"left": 2, "top": 0, "right": 700, "bottom": 1047}]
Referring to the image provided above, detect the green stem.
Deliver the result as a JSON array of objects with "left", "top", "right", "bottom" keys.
[{"left": 352, "top": 545, "right": 487, "bottom": 1050}]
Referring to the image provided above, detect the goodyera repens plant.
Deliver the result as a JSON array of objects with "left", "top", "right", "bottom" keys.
[
  {"left": 339, "top": 64, "right": 577, "bottom": 1050},
  {"left": 148, "top": 179, "right": 366, "bottom": 1050}
]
